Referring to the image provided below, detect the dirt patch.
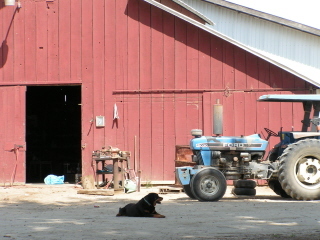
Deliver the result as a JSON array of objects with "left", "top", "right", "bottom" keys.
[{"left": 1, "top": 184, "right": 320, "bottom": 240}]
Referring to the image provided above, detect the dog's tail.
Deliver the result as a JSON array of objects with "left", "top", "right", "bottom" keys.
[{"left": 116, "top": 207, "right": 126, "bottom": 217}]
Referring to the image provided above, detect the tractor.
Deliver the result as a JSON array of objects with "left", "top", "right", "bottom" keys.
[{"left": 175, "top": 94, "right": 320, "bottom": 201}]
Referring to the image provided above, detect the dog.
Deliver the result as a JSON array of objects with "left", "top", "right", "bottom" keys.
[{"left": 116, "top": 193, "right": 165, "bottom": 218}]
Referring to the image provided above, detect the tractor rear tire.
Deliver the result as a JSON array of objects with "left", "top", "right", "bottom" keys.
[
  {"left": 278, "top": 139, "right": 320, "bottom": 200},
  {"left": 233, "top": 180, "right": 257, "bottom": 189},
  {"left": 231, "top": 187, "right": 256, "bottom": 196},
  {"left": 183, "top": 184, "right": 196, "bottom": 199},
  {"left": 190, "top": 168, "right": 227, "bottom": 202},
  {"left": 268, "top": 180, "right": 291, "bottom": 198}
]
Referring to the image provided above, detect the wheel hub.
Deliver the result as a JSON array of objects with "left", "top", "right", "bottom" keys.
[
  {"left": 200, "top": 176, "right": 219, "bottom": 195},
  {"left": 297, "top": 158, "right": 320, "bottom": 184}
]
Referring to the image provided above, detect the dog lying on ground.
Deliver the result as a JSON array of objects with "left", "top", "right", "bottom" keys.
[{"left": 116, "top": 193, "right": 165, "bottom": 218}]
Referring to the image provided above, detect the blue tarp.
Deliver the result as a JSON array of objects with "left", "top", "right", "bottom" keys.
[{"left": 44, "top": 175, "right": 64, "bottom": 185}]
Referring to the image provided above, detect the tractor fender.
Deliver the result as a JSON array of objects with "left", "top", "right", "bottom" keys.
[{"left": 175, "top": 166, "right": 218, "bottom": 185}]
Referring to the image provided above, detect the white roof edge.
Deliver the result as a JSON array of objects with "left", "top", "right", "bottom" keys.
[
  {"left": 203, "top": 0, "right": 320, "bottom": 36},
  {"left": 143, "top": 0, "right": 320, "bottom": 88},
  {"left": 172, "top": 0, "right": 214, "bottom": 25},
  {"left": 143, "top": 0, "right": 214, "bottom": 25}
]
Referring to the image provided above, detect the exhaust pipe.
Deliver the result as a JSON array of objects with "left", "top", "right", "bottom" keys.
[{"left": 213, "top": 99, "right": 223, "bottom": 136}]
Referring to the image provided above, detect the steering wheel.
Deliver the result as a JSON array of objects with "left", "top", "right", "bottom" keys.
[{"left": 264, "top": 128, "right": 278, "bottom": 140}]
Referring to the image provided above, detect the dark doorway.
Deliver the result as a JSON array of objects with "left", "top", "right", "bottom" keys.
[{"left": 26, "top": 86, "right": 81, "bottom": 183}]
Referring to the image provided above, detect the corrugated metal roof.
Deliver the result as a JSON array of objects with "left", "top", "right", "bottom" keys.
[{"left": 143, "top": 0, "right": 320, "bottom": 88}]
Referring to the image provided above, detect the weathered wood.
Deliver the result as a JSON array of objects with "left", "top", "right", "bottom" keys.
[
  {"left": 159, "top": 186, "right": 183, "bottom": 194},
  {"left": 77, "top": 189, "right": 114, "bottom": 196},
  {"left": 81, "top": 175, "right": 96, "bottom": 190}
]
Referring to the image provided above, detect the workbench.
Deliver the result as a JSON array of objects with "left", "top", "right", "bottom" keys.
[{"left": 93, "top": 156, "right": 128, "bottom": 191}]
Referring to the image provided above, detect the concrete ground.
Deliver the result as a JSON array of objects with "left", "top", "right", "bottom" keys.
[{"left": 0, "top": 184, "right": 320, "bottom": 240}]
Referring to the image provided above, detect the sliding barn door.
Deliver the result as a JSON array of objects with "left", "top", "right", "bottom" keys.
[{"left": 0, "top": 86, "right": 26, "bottom": 185}]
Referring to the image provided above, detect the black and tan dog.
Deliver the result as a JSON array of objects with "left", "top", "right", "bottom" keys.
[{"left": 116, "top": 193, "right": 165, "bottom": 218}]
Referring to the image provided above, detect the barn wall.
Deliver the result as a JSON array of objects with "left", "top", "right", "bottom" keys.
[{"left": 0, "top": 0, "right": 313, "bottom": 183}]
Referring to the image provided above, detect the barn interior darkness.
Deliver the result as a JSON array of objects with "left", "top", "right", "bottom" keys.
[{"left": 26, "top": 86, "right": 81, "bottom": 183}]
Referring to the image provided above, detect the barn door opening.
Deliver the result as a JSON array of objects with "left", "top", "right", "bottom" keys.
[{"left": 26, "top": 86, "right": 81, "bottom": 183}]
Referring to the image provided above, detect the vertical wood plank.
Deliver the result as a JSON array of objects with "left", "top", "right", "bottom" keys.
[
  {"left": 151, "top": 5, "right": 164, "bottom": 180},
  {"left": 13, "top": 6, "right": 25, "bottom": 82},
  {"left": 47, "top": 2, "right": 59, "bottom": 82},
  {"left": 198, "top": 32, "right": 211, "bottom": 131},
  {"left": 81, "top": 0, "right": 94, "bottom": 177},
  {"left": 162, "top": 11, "right": 175, "bottom": 180},
  {"left": 35, "top": 1, "right": 48, "bottom": 82},
  {"left": 114, "top": 0, "right": 128, "bottom": 149},
  {"left": 0, "top": 86, "right": 25, "bottom": 184},
  {"left": 234, "top": 47, "right": 246, "bottom": 136},
  {"left": 104, "top": 0, "right": 116, "bottom": 146},
  {"left": 93, "top": 0, "right": 105, "bottom": 149},
  {"left": 211, "top": 36, "right": 223, "bottom": 90},
  {"left": 246, "top": 54, "right": 259, "bottom": 90},
  {"left": 24, "top": 0, "right": 37, "bottom": 82},
  {"left": 244, "top": 92, "right": 258, "bottom": 135},
  {"left": 186, "top": 24, "right": 199, "bottom": 137},
  {"left": 127, "top": 0, "right": 140, "bottom": 171},
  {"left": 174, "top": 18, "right": 187, "bottom": 144},
  {"left": 139, "top": 1, "right": 152, "bottom": 181},
  {"left": 222, "top": 94, "right": 234, "bottom": 136},
  {"left": 2, "top": 6, "right": 15, "bottom": 83},
  {"left": 59, "top": 0, "right": 71, "bottom": 82},
  {"left": 70, "top": 0, "right": 82, "bottom": 82}
]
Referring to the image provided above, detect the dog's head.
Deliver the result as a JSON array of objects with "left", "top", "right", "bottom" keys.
[{"left": 144, "top": 193, "right": 163, "bottom": 206}]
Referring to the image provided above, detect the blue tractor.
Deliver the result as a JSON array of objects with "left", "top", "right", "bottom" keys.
[{"left": 176, "top": 94, "right": 320, "bottom": 201}]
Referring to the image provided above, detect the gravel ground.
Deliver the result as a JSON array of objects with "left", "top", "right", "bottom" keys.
[{"left": 0, "top": 184, "right": 320, "bottom": 240}]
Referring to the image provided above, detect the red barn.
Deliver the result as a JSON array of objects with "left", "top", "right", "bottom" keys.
[{"left": 0, "top": 0, "right": 314, "bottom": 185}]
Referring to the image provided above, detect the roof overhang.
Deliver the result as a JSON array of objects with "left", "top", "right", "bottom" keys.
[{"left": 144, "top": 0, "right": 214, "bottom": 25}]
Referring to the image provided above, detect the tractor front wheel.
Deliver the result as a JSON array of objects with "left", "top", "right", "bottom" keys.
[
  {"left": 183, "top": 184, "right": 196, "bottom": 199},
  {"left": 279, "top": 139, "right": 320, "bottom": 200},
  {"left": 190, "top": 168, "right": 227, "bottom": 201}
]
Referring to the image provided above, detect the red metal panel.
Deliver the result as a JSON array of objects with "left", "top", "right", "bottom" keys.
[{"left": 0, "top": 86, "right": 26, "bottom": 185}]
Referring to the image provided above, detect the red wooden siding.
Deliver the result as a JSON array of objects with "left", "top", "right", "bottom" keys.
[
  {"left": 0, "top": 86, "right": 25, "bottom": 185},
  {"left": 0, "top": 0, "right": 313, "bottom": 183}
]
